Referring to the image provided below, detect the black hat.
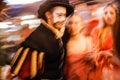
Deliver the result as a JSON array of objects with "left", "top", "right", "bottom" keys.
[
  {"left": 86, "top": 0, "right": 99, "bottom": 6},
  {"left": 38, "top": 0, "right": 74, "bottom": 18}
]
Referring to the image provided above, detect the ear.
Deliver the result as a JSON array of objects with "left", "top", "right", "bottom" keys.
[{"left": 45, "top": 11, "right": 52, "bottom": 20}]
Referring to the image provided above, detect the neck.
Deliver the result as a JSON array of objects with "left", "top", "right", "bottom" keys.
[
  {"left": 104, "top": 23, "right": 113, "bottom": 28},
  {"left": 70, "top": 33, "right": 81, "bottom": 40},
  {"left": 106, "top": 25, "right": 113, "bottom": 28}
]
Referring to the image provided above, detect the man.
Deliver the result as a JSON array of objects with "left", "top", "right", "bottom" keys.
[
  {"left": 10, "top": 0, "right": 74, "bottom": 80},
  {"left": 0, "top": 0, "right": 10, "bottom": 21}
]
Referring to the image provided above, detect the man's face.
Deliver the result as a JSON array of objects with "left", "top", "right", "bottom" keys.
[{"left": 51, "top": 6, "right": 67, "bottom": 30}]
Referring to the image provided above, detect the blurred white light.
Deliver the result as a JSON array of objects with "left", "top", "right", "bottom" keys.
[
  {"left": 93, "top": 7, "right": 104, "bottom": 18},
  {"left": 0, "top": 22, "right": 12, "bottom": 28},
  {"left": 0, "top": 24, "right": 9, "bottom": 29},
  {"left": 21, "top": 19, "right": 40, "bottom": 28},
  {"left": 0, "top": 22, "right": 12, "bottom": 24},
  {"left": 21, "top": 19, "right": 40, "bottom": 25},
  {"left": 20, "top": 15, "right": 36, "bottom": 20},
  {"left": 5, "top": 0, "right": 42, "bottom": 5}
]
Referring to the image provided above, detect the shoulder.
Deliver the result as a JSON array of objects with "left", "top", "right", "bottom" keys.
[{"left": 91, "top": 26, "right": 102, "bottom": 36}]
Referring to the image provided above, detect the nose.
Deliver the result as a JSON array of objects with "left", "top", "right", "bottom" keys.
[{"left": 107, "top": 12, "right": 112, "bottom": 18}]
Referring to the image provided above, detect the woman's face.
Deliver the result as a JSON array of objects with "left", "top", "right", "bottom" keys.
[
  {"left": 103, "top": 5, "right": 117, "bottom": 26},
  {"left": 67, "top": 14, "right": 84, "bottom": 36}
]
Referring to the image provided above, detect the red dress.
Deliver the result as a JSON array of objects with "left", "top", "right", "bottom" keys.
[
  {"left": 64, "top": 25, "right": 114, "bottom": 80},
  {"left": 64, "top": 53, "right": 93, "bottom": 80},
  {"left": 64, "top": 19, "right": 100, "bottom": 80},
  {"left": 91, "top": 26, "right": 113, "bottom": 51},
  {"left": 64, "top": 50, "right": 120, "bottom": 80}
]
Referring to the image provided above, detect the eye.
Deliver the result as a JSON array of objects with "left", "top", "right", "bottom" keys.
[
  {"left": 110, "top": 11, "right": 114, "bottom": 15},
  {"left": 57, "top": 13, "right": 66, "bottom": 17},
  {"left": 58, "top": 14, "right": 63, "bottom": 16}
]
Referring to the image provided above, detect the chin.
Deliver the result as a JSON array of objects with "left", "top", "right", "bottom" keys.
[{"left": 54, "top": 24, "right": 62, "bottom": 29}]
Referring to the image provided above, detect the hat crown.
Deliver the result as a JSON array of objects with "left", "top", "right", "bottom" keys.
[
  {"left": 48, "top": 0, "right": 69, "bottom": 3},
  {"left": 38, "top": 0, "right": 74, "bottom": 18}
]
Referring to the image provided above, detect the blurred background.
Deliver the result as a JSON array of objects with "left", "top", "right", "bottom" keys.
[
  {"left": 0, "top": 0, "right": 43, "bottom": 67},
  {"left": 0, "top": 0, "right": 119, "bottom": 67}
]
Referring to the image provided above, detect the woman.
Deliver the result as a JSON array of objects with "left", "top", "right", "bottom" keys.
[
  {"left": 64, "top": 13, "right": 94, "bottom": 80},
  {"left": 91, "top": 3, "right": 118, "bottom": 51},
  {"left": 97, "top": 3, "right": 120, "bottom": 80},
  {"left": 64, "top": 3, "right": 120, "bottom": 80}
]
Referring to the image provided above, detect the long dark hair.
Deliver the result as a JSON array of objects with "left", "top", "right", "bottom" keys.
[{"left": 107, "top": 3, "right": 120, "bottom": 58}]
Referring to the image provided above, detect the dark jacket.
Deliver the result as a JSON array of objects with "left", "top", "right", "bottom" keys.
[{"left": 11, "top": 22, "right": 65, "bottom": 80}]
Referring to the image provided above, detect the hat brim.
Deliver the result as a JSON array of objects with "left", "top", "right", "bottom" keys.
[{"left": 38, "top": 1, "right": 74, "bottom": 18}]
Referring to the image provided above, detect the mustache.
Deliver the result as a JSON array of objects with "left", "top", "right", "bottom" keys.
[
  {"left": 55, "top": 21, "right": 65, "bottom": 23},
  {"left": 54, "top": 21, "right": 65, "bottom": 24}
]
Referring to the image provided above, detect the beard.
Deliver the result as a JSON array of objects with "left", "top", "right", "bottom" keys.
[{"left": 53, "top": 21, "right": 64, "bottom": 30}]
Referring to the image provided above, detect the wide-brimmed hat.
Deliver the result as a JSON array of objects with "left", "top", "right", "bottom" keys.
[{"left": 38, "top": 0, "right": 74, "bottom": 18}]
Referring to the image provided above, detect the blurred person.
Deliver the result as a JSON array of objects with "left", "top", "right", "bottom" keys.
[
  {"left": 90, "top": 2, "right": 120, "bottom": 80},
  {"left": 0, "top": 0, "right": 7, "bottom": 21},
  {"left": 63, "top": 13, "right": 94, "bottom": 80},
  {"left": 91, "top": 2, "right": 118, "bottom": 51},
  {"left": 0, "top": 10, "right": 10, "bottom": 21},
  {"left": 63, "top": 3, "right": 120, "bottom": 80},
  {"left": 0, "top": 1, "right": 10, "bottom": 22},
  {"left": 0, "top": 1, "right": 11, "bottom": 79},
  {"left": 8, "top": 0, "right": 74, "bottom": 80}
]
